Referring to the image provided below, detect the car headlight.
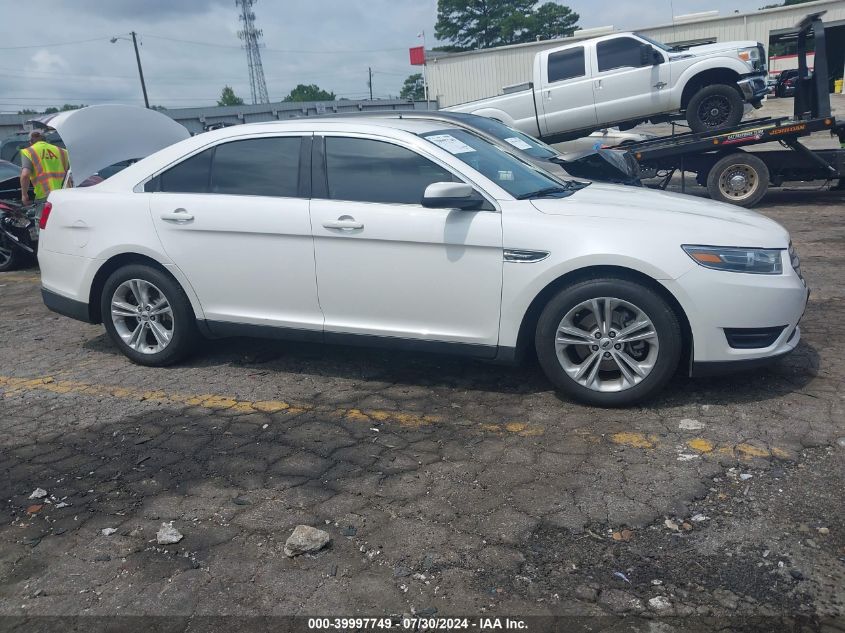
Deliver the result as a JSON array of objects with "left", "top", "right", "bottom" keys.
[
  {"left": 682, "top": 245, "right": 783, "bottom": 274},
  {"left": 738, "top": 46, "right": 765, "bottom": 72}
]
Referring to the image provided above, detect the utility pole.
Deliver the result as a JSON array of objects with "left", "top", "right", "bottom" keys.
[
  {"left": 130, "top": 31, "right": 149, "bottom": 109},
  {"left": 368, "top": 67, "right": 373, "bottom": 100}
]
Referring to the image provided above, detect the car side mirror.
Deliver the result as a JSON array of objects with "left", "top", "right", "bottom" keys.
[{"left": 421, "top": 182, "right": 484, "bottom": 210}]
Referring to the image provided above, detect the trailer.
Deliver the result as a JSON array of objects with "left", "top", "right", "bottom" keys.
[{"left": 622, "top": 11, "right": 845, "bottom": 208}]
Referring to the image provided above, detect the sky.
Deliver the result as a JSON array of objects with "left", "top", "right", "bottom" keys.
[{"left": 0, "top": 0, "right": 767, "bottom": 113}]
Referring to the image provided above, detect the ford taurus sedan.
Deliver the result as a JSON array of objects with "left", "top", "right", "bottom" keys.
[{"left": 38, "top": 117, "right": 808, "bottom": 406}]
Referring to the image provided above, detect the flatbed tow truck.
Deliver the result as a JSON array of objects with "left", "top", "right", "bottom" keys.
[{"left": 622, "top": 11, "right": 845, "bottom": 207}]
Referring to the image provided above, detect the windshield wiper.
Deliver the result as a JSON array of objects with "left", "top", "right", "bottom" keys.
[{"left": 516, "top": 184, "right": 575, "bottom": 200}]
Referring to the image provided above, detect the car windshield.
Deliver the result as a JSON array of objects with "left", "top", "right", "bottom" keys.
[
  {"left": 420, "top": 128, "right": 574, "bottom": 199},
  {"left": 635, "top": 32, "right": 673, "bottom": 52},
  {"left": 454, "top": 116, "right": 559, "bottom": 160}
]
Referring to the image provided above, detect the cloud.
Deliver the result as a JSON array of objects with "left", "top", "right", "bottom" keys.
[{"left": 31, "top": 50, "right": 69, "bottom": 74}]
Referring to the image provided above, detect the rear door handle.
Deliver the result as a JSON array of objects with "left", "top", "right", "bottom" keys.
[
  {"left": 160, "top": 208, "right": 194, "bottom": 223},
  {"left": 654, "top": 81, "right": 667, "bottom": 89},
  {"left": 322, "top": 216, "right": 363, "bottom": 230}
]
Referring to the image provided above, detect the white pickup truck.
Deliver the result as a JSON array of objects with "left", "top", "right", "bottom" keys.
[{"left": 446, "top": 32, "right": 768, "bottom": 140}]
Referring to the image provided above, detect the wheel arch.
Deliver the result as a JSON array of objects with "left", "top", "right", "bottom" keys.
[
  {"left": 680, "top": 67, "right": 743, "bottom": 110},
  {"left": 512, "top": 265, "right": 693, "bottom": 369},
  {"left": 88, "top": 252, "right": 202, "bottom": 324}
]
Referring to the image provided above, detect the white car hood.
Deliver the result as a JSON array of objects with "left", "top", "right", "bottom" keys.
[
  {"left": 531, "top": 182, "right": 789, "bottom": 246},
  {"left": 30, "top": 104, "right": 190, "bottom": 185},
  {"left": 670, "top": 40, "right": 757, "bottom": 58}
]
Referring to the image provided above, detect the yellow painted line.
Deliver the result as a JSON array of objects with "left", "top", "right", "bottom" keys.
[
  {"left": 611, "top": 431, "right": 657, "bottom": 449},
  {"left": 0, "top": 273, "right": 39, "bottom": 284},
  {"left": 0, "top": 374, "right": 450, "bottom": 431}
]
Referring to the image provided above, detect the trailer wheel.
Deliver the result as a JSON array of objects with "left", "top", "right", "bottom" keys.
[{"left": 706, "top": 152, "right": 769, "bottom": 207}]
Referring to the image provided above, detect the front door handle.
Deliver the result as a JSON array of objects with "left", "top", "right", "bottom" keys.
[
  {"left": 654, "top": 81, "right": 667, "bottom": 89},
  {"left": 322, "top": 216, "right": 363, "bottom": 230},
  {"left": 160, "top": 208, "right": 194, "bottom": 223},
  {"left": 594, "top": 79, "right": 603, "bottom": 90}
]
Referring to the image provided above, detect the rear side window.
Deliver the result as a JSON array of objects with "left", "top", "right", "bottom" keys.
[
  {"left": 148, "top": 137, "right": 301, "bottom": 196},
  {"left": 597, "top": 37, "right": 646, "bottom": 72},
  {"left": 548, "top": 47, "right": 585, "bottom": 83},
  {"left": 324, "top": 137, "right": 455, "bottom": 205},
  {"left": 211, "top": 137, "right": 300, "bottom": 197}
]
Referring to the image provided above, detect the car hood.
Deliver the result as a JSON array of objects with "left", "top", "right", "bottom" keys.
[
  {"left": 530, "top": 182, "right": 789, "bottom": 246},
  {"left": 670, "top": 40, "right": 758, "bottom": 58},
  {"left": 29, "top": 105, "right": 190, "bottom": 185}
]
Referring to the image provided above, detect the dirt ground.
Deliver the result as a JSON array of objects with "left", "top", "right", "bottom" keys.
[{"left": 0, "top": 100, "right": 844, "bottom": 633}]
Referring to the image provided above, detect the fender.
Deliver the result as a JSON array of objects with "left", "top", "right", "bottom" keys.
[{"left": 669, "top": 58, "right": 750, "bottom": 109}]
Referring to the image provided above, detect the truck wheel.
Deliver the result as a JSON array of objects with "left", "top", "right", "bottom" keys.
[
  {"left": 706, "top": 152, "right": 769, "bottom": 207},
  {"left": 687, "top": 85, "right": 744, "bottom": 133}
]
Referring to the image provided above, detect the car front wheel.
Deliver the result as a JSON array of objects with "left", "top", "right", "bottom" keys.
[
  {"left": 101, "top": 264, "right": 199, "bottom": 366},
  {"left": 686, "top": 84, "right": 744, "bottom": 133},
  {"left": 535, "top": 278, "right": 682, "bottom": 407}
]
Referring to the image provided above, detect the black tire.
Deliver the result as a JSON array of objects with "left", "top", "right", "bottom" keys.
[
  {"left": 535, "top": 278, "right": 682, "bottom": 407},
  {"left": 100, "top": 264, "right": 199, "bottom": 366},
  {"left": 686, "top": 84, "right": 744, "bottom": 133},
  {"left": 0, "top": 233, "right": 21, "bottom": 272},
  {"left": 706, "top": 152, "right": 769, "bottom": 208}
]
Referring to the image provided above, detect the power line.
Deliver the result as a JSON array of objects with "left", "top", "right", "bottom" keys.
[{"left": 0, "top": 37, "right": 109, "bottom": 50}]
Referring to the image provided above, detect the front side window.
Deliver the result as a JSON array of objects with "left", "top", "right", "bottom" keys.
[
  {"left": 325, "top": 137, "right": 456, "bottom": 205},
  {"left": 597, "top": 37, "right": 649, "bottom": 72},
  {"left": 149, "top": 136, "right": 300, "bottom": 196},
  {"left": 548, "top": 47, "right": 585, "bottom": 83}
]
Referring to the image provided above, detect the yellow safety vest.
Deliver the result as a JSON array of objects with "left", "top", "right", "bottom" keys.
[{"left": 21, "top": 141, "right": 69, "bottom": 200}]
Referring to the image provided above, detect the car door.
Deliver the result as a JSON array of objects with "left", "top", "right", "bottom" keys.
[
  {"left": 309, "top": 134, "right": 503, "bottom": 352},
  {"left": 592, "top": 36, "right": 671, "bottom": 123},
  {"left": 148, "top": 134, "right": 323, "bottom": 333},
  {"left": 537, "top": 45, "right": 598, "bottom": 136}
]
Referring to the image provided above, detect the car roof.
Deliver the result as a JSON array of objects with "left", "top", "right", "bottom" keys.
[{"left": 244, "top": 116, "right": 455, "bottom": 135}]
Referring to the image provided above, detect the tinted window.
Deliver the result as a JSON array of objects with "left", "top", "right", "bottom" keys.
[
  {"left": 211, "top": 137, "right": 300, "bottom": 197},
  {"left": 597, "top": 37, "right": 647, "bottom": 72},
  {"left": 548, "top": 47, "right": 585, "bottom": 83},
  {"left": 458, "top": 116, "right": 558, "bottom": 159},
  {"left": 156, "top": 148, "right": 212, "bottom": 193},
  {"left": 325, "top": 137, "right": 455, "bottom": 205},
  {"left": 150, "top": 137, "right": 301, "bottom": 196}
]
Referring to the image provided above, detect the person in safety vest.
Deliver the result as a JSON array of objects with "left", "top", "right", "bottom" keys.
[{"left": 19, "top": 130, "right": 69, "bottom": 206}]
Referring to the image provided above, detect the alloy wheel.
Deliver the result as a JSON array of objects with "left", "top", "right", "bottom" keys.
[
  {"left": 110, "top": 279, "right": 175, "bottom": 354},
  {"left": 554, "top": 297, "right": 660, "bottom": 392},
  {"left": 697, "top": 95, "right": 732, "bottom": 128}
]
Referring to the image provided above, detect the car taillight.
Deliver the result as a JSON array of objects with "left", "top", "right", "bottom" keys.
[
  {"left": 785, "top": 78, "right": 795, "bottom": 87},
  {"left": 38, "top": 201, "right": 52, "bottom": 229}
]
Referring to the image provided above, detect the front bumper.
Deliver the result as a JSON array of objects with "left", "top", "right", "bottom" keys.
[
  {"left": 662, "top": 251, "right": 808, "bottom": 374},
  {"left": 737, "top": 74, "right": 769, "bottom": 103}
]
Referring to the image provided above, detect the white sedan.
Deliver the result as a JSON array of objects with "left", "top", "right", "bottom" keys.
[{"left": 38, "top": 115, "right": 808, "bottom": 406}]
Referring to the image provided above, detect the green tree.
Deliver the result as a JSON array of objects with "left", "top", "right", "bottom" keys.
[
  {"left": 217, "top": 86, "right": 244, "bottom": 106},
  {"left": 435, "top": 0, "right": 532, "bottom": 50},
  {"left": 528, "top": 2, "right": 579, "bottom": 41},
  {"left": 283, "top": 84, "right": 336, "bottom": 102},
  {"left": 17, "top": 108, "right": 37, "bottom": 115},
  {"left": 400, "top": 73, "right": 426, "bottom": 100},
  {"left": 435, "top": 0, "right": 579, "bottom": 50}
]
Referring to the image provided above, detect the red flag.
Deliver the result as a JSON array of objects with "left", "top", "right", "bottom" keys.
[{"left": 409, "top": 46, "right": 425, "bottom": 66}]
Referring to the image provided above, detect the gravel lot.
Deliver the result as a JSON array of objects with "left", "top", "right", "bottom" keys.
[{"left": 1, "top": 101, "right": 844, "bottom": 632}]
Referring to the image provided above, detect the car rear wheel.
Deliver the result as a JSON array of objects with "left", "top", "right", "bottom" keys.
[
  {"left": 535, "top": 278, "right": 682, "bottom": 407},
  {"left": 101, "top": 264, "right": 199, "bottom": 366},
  {"left": 686, "top": 85, "right": 744, "bottom": 133}
]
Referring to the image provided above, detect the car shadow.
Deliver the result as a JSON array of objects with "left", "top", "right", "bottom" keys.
[{"left": 82, "top": 332, "right": 821, "bottom": 409}]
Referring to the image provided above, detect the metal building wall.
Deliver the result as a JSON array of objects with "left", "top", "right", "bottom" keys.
[{"left": 427, "top": 0, "right": 845, "bottom": 108}]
